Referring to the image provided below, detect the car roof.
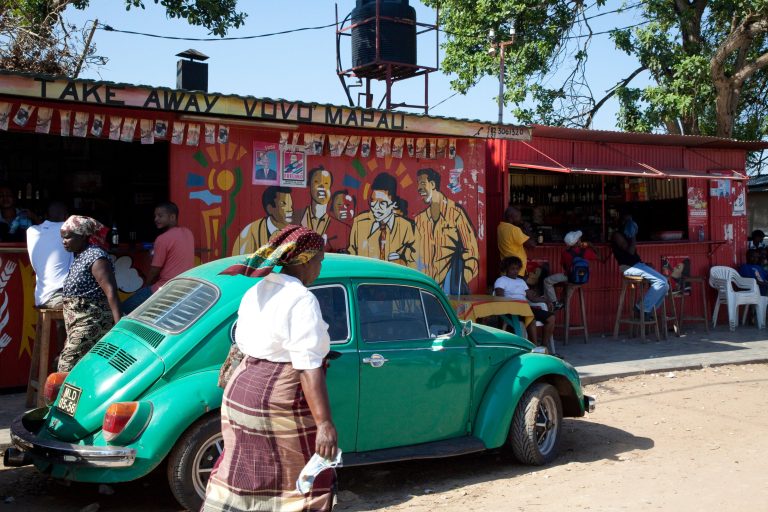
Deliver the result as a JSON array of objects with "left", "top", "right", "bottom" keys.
[{"left": 180, "top": 253, "right": 440, "bottom": 289}]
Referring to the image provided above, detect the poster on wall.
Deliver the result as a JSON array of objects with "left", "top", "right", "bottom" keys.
[
  {"left": 688, "top": 185, "right": 708, "bottom": 240},
  {"left": 280, "top": 147, "right": 307, "bottom": 187},
  {"left": 253, "top": 141, "right": 279, "bottom": 184},
  {"left": 733, "top": 188, "right": 746, "bottom": 216}
]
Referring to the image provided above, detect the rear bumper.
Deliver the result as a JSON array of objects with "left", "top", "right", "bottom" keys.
[
  {"left": 584, "top": 395, "right": 596, "bottom": 413},
  {"left": 8, "top": 407, "right": 136, "bottom": 468}
]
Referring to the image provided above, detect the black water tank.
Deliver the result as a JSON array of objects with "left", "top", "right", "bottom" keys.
[{"left": 351, "top": 0, "right": 417, "bottom": 68}]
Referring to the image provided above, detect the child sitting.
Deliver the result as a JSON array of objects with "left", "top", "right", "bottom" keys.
[
  {"left": 738, "top": 249, "right": 768, "bottom": 296},
  {"left": 495, "top": 256, "right": 557, "bottom": 355}
]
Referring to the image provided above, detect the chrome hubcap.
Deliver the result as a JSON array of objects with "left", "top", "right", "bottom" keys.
[
  {"left": 193, "top": 433, "right": 223, "bottom": 498},
  {"left": 534, "top": 395, "right": 558, "bottom": 454}
]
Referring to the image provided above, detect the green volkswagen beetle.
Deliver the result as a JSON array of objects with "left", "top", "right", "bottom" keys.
[{"left": 5, "top": 254, "right": 594, "bottom": 510}]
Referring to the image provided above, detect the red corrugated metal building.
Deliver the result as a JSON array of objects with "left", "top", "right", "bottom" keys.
[{"left": 486, "top": 126, "right": 767, "bottom": 334}]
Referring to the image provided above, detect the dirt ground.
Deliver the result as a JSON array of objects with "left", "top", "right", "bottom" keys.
[{"left": 2, "top": 364, "right": 768, "bottom": 511}]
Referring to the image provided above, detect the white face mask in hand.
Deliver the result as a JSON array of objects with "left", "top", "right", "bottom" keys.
[{"left": 296, "top": 450, "right": 343, "bottom": 494}]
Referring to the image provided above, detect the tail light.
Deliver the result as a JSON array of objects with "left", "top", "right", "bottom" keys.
[
  {"left": 103, "top": 402, "right": 139, "bottom": 442},
  {"left": 43, "top": 372, "right": 69, "bottom": 405},
  {"left": 102, "top": 402, "right": 152, "bottom": 444}
]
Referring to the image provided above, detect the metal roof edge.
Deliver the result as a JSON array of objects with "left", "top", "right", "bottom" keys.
[
  {"left": 0, "top": 69, "right": 531, "bottom": 139},
  {"left": 530, "top": 124, "right": 768, "bottom": 151}
]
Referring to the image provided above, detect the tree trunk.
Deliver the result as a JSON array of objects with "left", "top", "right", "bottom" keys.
[{"left": 713, "top": 77, "right": 740, "bottom": 138}]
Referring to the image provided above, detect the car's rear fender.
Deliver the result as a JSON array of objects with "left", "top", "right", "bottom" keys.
[
  {"left": 472, "top": 353, "right": 585, "bottom": 449},
  {"left": 129, "top": 369, "right": 222, "bottom": 464}
]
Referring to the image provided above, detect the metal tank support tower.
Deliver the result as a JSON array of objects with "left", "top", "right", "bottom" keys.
[{"left": 336, "top": 0, "right": 438, "bottom": 113}]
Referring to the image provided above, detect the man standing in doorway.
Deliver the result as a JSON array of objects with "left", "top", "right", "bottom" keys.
[
  {"left": 122, "top": 202, "right": 195, "bottom": 314},
  {"left": 498, "top": 206, "right": 536, "bottom": 277},
  {"left": 414, "top": 168, "right": 479, "bottom": 294},
  {"left": 27, "top": 201, "right": 72, "bottom": 308}
]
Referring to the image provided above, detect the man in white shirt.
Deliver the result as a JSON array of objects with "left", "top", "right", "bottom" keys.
[{"left": 26, "top": 202, "right": 72, "bottom": 308}]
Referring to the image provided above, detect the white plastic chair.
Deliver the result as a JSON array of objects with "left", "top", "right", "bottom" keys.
[{"left": 709, "top": 266, "right": 767, "bottom": 331}]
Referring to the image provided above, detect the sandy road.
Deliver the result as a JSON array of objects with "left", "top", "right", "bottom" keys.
[{"left": 2, "top": 364, "right": 767, "bottom": 511}]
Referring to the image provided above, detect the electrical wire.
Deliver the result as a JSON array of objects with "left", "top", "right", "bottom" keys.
[
  {"left": 429, "top": 92, "right": 459, "bottom": 112},
  {"left": 98, "top": 21, "right": 337, "bottom": 41}
]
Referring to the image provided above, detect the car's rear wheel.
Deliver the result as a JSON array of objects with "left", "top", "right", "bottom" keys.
[
  {"left": 167, "top": 413, "right": 223, "bottom": 511},
  {"left": 509, "top": 383, "right": 562, "bottom": 465}
]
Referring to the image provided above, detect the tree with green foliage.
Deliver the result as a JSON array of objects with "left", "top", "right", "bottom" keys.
[
  {"left": 0, "top": 0, "right": 246, "bottom": 76},
  {"left": 424, "top": 0, "right": 767, "bottom": 147}
]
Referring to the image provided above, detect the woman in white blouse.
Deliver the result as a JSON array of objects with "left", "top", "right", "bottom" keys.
[{"left": 203, "top": 225, "right": 337, "bottom": 512}]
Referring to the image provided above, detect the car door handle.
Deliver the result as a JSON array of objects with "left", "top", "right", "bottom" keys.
[{"left": 362, "top": 354, "right": 389, "bottom": 368}]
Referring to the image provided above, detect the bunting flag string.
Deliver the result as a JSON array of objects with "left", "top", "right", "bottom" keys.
[
  {"left": 0, "top": 102, "right": 231, "bottom": 145},
  {"left": 36, "top": 108, "right": 52, "bottom": 134}
]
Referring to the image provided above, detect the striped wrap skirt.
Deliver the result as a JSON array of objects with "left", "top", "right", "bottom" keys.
[{"left": 202, "top": 357, "right": 335, "bottom": 511}]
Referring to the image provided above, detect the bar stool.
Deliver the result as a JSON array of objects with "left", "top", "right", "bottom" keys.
[
  {"left": 553, "top": 282, "right": 589, "bottom": 344},
  {"left": 674, "top": 276, "right": 710, "bottom": 334},
  {"left": 26, "top": 307, "right": 64, "bottom": 408},
  {"left": 613, "top": 275, "right": 661, "bottom": 341},
  {"left": 660, "top": 287, "right": 680, "bottom": 340}
]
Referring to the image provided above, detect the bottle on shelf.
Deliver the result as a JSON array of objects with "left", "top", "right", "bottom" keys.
[
  {"left": 111, "top": 222, "right": 120, "bottom": 247},
  {"left": 537, "top": 230, "right": 544, "bottom": 244}
]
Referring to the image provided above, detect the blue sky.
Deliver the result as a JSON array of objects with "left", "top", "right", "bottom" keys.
[{"left": 65, "top": 1, "right": 646, "bottom": 129}]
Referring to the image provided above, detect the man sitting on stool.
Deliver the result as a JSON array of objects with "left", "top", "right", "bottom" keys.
[{"left": 611, "top": 229, "right": 669, "bottom": 320}]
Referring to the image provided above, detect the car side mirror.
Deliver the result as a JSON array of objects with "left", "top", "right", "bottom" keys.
[{"left": 461, "top": 320, "right": 473, "bottom": 337}]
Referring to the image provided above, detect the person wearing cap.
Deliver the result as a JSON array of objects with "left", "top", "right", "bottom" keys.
[
  {"left": 543, "top": 230, "right": 601, "bottom": 310},
  {"left": 203, "top": 225, "right": 337, "bottom": 512}
]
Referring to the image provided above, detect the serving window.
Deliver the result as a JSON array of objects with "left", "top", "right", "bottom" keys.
[
  {"left": 0, "top": 130, "right": 169, "bottom": 243},
  {"left": 507, "top": 169, "right": 689, "bottom": 243}
]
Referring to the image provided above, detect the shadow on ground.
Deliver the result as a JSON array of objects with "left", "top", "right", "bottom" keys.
[{"left": 335, "top": 417, "right": 653, "bottom": 511}]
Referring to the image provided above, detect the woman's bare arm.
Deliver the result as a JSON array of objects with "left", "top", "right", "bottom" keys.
[
  {"left": 299, "top": 367, "right": 338, "bottom": 460},
  {"left": 92, "top": 258, "right": 122, "bottom": 324}
]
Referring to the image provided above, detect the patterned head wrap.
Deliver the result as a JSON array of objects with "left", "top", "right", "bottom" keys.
[
  {"left": 61, "top": 215, "right": 109, "bottom": 249},
  {"left": 221, "top": 224, "right": 324, "bottom": 278}
]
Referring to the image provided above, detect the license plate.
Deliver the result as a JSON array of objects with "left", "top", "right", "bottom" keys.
[{"left": 56, "top": 383, "right": 82, "bottom": 417}]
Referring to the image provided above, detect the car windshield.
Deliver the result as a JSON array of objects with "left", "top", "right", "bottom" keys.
[{"left": 130, "top": 278, "right": 219, "bottom": 334}]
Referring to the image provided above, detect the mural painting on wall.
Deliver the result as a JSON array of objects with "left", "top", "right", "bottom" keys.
[
  {"left": 186, "top": 143, "right": 247, "bottom": 259},
  {"left": 228, "top": 136, "right": 483, "bottom": 294}
]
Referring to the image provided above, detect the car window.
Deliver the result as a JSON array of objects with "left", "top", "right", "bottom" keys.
[
  {"left": 131, "top": 278, "right": 219, "bottom": 334},
  {"left": 421, "top": 290, "right": 454, "bottom": 338},
  {"left": 310, "top": 285, "right": 349, "bottom": 344},
  {"left": 358, "top": 284, "right": 429, "bottom": 342}
]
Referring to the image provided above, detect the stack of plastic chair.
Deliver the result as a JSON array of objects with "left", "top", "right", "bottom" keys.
[{"left": 709, "top": 266, "right": 767, "bottom": 331}]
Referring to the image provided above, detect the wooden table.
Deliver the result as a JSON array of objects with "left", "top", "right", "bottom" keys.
[{"left": 448, "top": 295, "right": 534, "bottom": 336}]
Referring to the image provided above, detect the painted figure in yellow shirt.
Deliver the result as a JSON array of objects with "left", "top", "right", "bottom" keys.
[
  {"left": 414, "top": 168, "right": 479, "bottom": 294},
  {"left": 348, "top": 172, "right": 416, "bottom": 267},
  {"left": 297, "top": 166, "right": 332, "bottom": 237},
  {"left": 231, "top": 186, "right": 294, "bottom": 255}
]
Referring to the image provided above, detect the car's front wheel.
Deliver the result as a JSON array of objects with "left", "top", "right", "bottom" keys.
[
  {"left": 167, "top": 413, "right": 223, "bottom": 511},
  {"left": 509, "top": 382, "right": 562, "bottom": 465}
]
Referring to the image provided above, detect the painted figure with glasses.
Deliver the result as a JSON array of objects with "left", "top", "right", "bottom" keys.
[{"left": 348, "top": 172, "right": 416, "bottom": 267}]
